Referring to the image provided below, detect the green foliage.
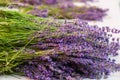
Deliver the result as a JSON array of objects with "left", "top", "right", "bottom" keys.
[
  {"left": 0, "top": 10, "right": 39, "bottom": 49},
  {"left": 0, "top": 10, "right": 57, "bottom": 74}
]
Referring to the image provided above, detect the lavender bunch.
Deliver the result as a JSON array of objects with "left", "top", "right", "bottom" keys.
[
  {"left": 15, "top": 20, "right": 120, "bottom": 80},
  {"left": 11, "top": 0, "right": 107, "bottom": 21},
  {"left": 27, "top": 6, "right": 108, "bottom": 21}
]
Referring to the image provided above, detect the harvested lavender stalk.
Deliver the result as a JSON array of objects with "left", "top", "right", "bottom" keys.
[{"left": 15, "top": 20, "right": 120, "bottom": 80}]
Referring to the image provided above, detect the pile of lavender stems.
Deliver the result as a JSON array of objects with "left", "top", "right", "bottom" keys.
[
  {"left": 14, "top": 20, "right": 120, "bottom": 80},
  {"left": 18, "top": 0, "right": 107, "bottom": 21}
]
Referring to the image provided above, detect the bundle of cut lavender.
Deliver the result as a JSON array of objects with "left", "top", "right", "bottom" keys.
[
  {"left": 9, "top": 0, "right": 108, "bottom": 21},
  {"left": 13, "top": 20, "right": 120, "bottom": 80}
]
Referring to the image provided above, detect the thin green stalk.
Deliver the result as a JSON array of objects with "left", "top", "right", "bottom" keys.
[{"left": 6, "top": 36, "right": 35, "bottom": 66}]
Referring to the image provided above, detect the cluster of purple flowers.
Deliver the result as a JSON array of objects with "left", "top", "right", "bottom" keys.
[{"left": 15, "top": 20, "right": 120, "bottom": 80}]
